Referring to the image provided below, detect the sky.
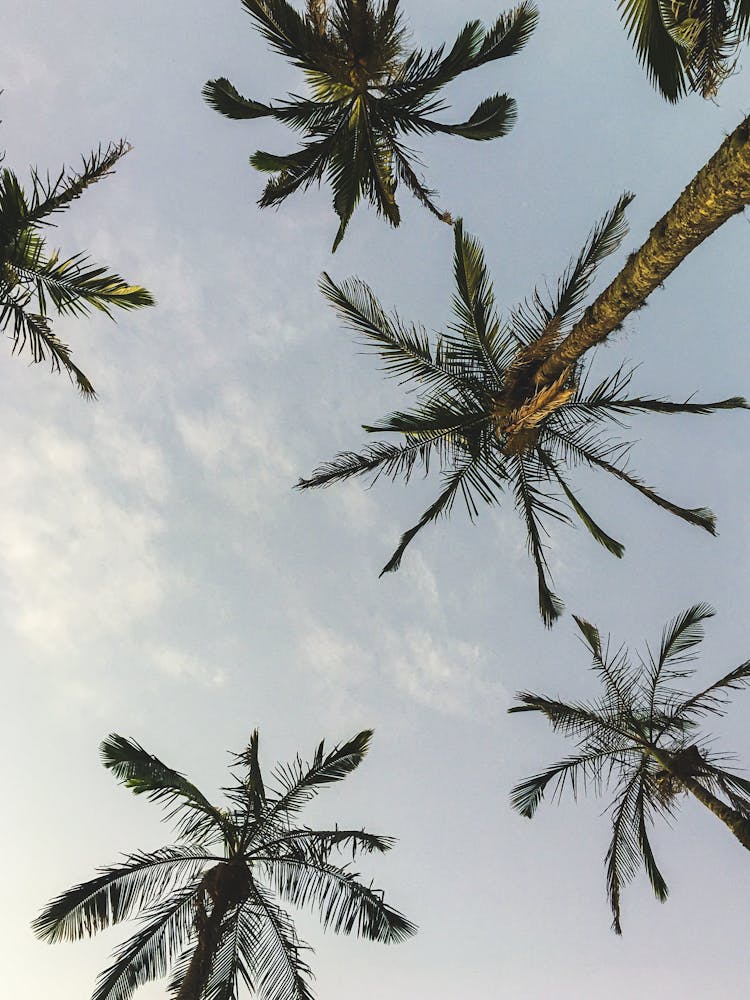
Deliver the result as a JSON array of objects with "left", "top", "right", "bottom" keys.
[{"left": 3, "top": 1, "right": 750, "bottom": 997}]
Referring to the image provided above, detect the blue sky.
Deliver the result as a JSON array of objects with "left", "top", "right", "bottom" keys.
[{"left": 3, "top": 1, "right": 750, "bottom": 997}]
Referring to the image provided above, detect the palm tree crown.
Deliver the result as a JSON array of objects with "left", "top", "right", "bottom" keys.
[
  {"left": 297, "top": 202, "right": 746, "bottom": 625},
  {"left": 509, "top": 604, "right": 750, "bottom": 932},
  {"left": 203, "top": 0, "right": 538, "bottom": 250},
  {"left": 0, "top": 140, "right": 154, "bottom": 397},
  {"left": 33, "top": 730, "right": 415, "bottom": 1000},
  {"left": 617, "top": 0, "right": 750, "bottom": 100}
]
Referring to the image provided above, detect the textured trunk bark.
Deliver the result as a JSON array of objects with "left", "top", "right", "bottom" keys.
[
  {"left": 307, "top": 0, "right": 328, "bottom": 35},
  {"left": 174, "top": 892, "right": 231, "bottom": 1000},
  {"left": 680, "top": 773, "right": 750, "bottom": 850},
  {"left": 535, "top": 113, "right": 750, "bottom": 386},
  {"left": 348, "top": 0, "right": 369, "bottom": 62},
  {"left": 174, "top": 861, "right": 251, "bottom": 1000},
  {"left": 649, "top": 746, "right": 750, "bottom": 852}
]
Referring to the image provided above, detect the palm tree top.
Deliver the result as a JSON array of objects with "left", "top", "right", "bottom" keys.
[
  {"left": 510, "top": 604, "right": 750, "bottom": 932},
  {"left": 204, "top": 0, "right": 538, "bottom": 249},
  {"left": 33, "top": 729, "right": 415, "bottom": 1000},
  {"left": 298, "top": 203, "right": 747, "bottom": 625},
  {"left": 617, "top": 0, "right": 750, "bottom": 101},
  {"left": 0, "top": 139, "right": 154, "bottom": 397}
]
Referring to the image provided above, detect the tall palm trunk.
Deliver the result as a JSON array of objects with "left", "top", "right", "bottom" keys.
[
  {"left": 679, "top": 773, "right": 750, "bottom": 850},
  {"left": 535, "top": 114, "right": 750, "bottom": 386},
  {"left": 175, "top": 862, "right": 251, "bottom": 1000},
  {"left": 651, "top": 746, "right": 750, "bottom": 852},
  {"left": 174, "top": 891, "right": 232, "bottom": 1000},
  {"left": 307, "top": 0, "right": 328, "bottom": 35}
]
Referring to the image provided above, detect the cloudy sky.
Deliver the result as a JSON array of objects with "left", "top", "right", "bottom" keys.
[{"left": 3, "top": 1, "right": 750, "bottom": 997}]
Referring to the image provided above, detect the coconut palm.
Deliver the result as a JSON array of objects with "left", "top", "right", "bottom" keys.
[
  {"left": 0, "top": 139, "right": 154, "bottom": 397},
  {"left": 33, "top": 730, "right": 414, "bottom": 1000},
  {"left": 509, "top": 604, "right": 750, "bottom": 932},
  {"left": 297, "top": 201, "right": 746, "bottom": 625},
  {"left": 203, "top": 0, "right": 537, "bottom": 250},
  {"left": 617, "top": 0, "right": 750, "bottom": 100}
]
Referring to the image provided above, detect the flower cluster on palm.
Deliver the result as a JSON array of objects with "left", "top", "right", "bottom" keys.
[
  {"left": 510, "top": 604, "right": 750, "bottom": 932},
  {"left": 617, "top": 0, "right": 750, "bottom": 100},
  {"left": 33, "top": 731, "right": 414, "bottom": 1000},
  {"left": 298, "top": 196, "right": 746, "bottom": 625},
  {"left": 0, "top": 140, "right": 153, "bottom": 396},
  {"left": 203, "top": 0, "right": 538, "bottom": 250}
]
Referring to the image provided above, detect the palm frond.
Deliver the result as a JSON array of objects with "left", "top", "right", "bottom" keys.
[
  {"left": 470, "top": 2, "right": 539, "bottom": 67},
  {"left": 606, "top": 766, "right": 647, "bottom": 935},
  {"left": 21, "top": 141, "right": 131, "bottom": 226},
  {"left": 32, "top": 847, "right": 211, "bottom": 943},
  {"left": 544, "top": 426, "right": 717, "bottom": 534},
  {"left": 509, "top": 455, "right": 565, "bottom": 626},
  {"left": 672, "top": 658, "right": 750, "bottom": 721},
  {"left": 266, "top": 857, "right": 417, "bottom": 943},
  {"left": 617, "top": 0, "right": 687, "bottom": 100},
  {"left": 240, "top": 0, "right": 321, "bottom": 71},
  {"left": 509, "top": 693, "right": 624, "bottom": 742},
  {"left": 90, "top": 883, "right": 200, "bottom": 1000},
  {"left": 426, "top": 93, "right": 517, "bottom": 140},
  {"left": 545, "top": 458, "right": 625, "bottom": 558},
  {"left": 100, "top": 735, "right": 231, "bottom": 845},
  {"left": 251, "top": 732, "right": 373, "bottom": 842},
  {"left": 379, "top": 449, "right": 506, "bottom": 575},
  {"left": 202, "top": 79, "right": 276, "bottom": 120},
  {"left": 509, "top": 748, "right": 621, "bottom": 817},
  {"left": 24, "top": 251, "right": 154, "bottom": 318},
  {"left": 244, "top": 882, "right": 316, "bottom": 1000},
  {"left": 450, "top": 220, "right": 505, "bottom": 382},
  {"left": 1, "top": 305, "right": 96, "bottom": 396}
]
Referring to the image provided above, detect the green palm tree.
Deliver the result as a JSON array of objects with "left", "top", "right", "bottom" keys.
[
  {"left": 203, "top": 0, "right": 537, "bottom": 250},
  {"left": 33, "top": 730, "right": 414, "bottom": 1000},
  {"left": 297, "top": 202, "right": 746, "bottom": 625},
  {"left": 509, "top": 604, "right": 750, "bottom": 932},
  {"left": 617, "top": 0, "right": 750, "bottom": 100},
  {"left": 0, "top": 140, "right": 154, "bottom": 397}
]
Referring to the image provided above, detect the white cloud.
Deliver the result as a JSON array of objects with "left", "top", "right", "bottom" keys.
[
  {"left": 0, "top": 423, "right": 171, "bottom": 653},
  {"left": 384, "top": 628, "right": 505, "bottom": 715},
  {"left": 149, "top": 643, "right": 227, "bottom": 688},
  {"left": 297, "top": 616, "right": 503, "bottom": 718},
  {"left": 175, "top": 386, "right": 296, "bottom": 514}
]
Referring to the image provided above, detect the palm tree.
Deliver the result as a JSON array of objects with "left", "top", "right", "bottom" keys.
[
  {"left": 33, "top": 730, "right": 414, "bottom": 1000},
  {"left": 0, "top": 139, "right": 154, "bottom": 397},
  {"left": 617, "top": 0, "right": 750, "bottom": 100},
  {"left": 297, "top": 203, "right": 746, "bottom": 625},
  {"left": 203, "top": 0, "right": 537, "bottom": 250},
  {"left": 509, "top": 604, "right": 750, "bottom": 932}
]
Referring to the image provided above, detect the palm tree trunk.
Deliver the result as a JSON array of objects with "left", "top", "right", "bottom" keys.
[
  {"left": 650, "top": 746, "right": 750, "bottom": 852},
  {"left": 307, "top": 0, "right": 327, "bottom": 35},
  {"left": 536, "top": 113, "right": 750, "bottom": 386},
  {"left": 679, "top": 772, "right": 750, "bottom": 850},
  {"left": 174, "top": 890, "right": 232, "bottom": 1000}
]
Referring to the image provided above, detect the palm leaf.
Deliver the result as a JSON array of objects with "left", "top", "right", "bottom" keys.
[
  {"left": 32, "top": 847, "right": 211, "bottom": 943},
  {"left": 470, "top": 2, "right": 540, "bottom": 67},
  {"left": 509, "top": 748, "right": 620, "bottom": 818},
  {"left": 379, "top": 449, "right": 505, "bottom": 575},
  {"left": 244, "top": 882, "right": 315, "bottom": 1000},
  {"left": 427, "top": 93, "right": 517, "bottom": 140},
  {"left": 605, "top": 766, "right": 647, "bottom": 935},
  {"left": 617, "top": 0, "right": 687, "bottom": 100},
  {"left": 202, "top": 79, "right": 276, "bottom": 120},
  {"left": 100, "top": 735, "right": 231, "bottom": 844},
  {"left": 90, "top": 883, "right": 200, "bottom": 1000},
  {"left": 266, "top": 856, "right": 417, "bottom": 942}
]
